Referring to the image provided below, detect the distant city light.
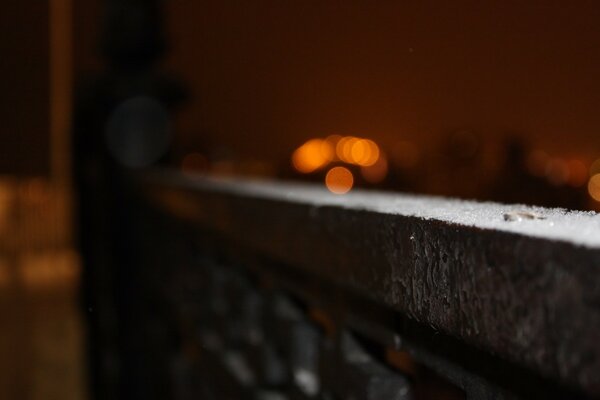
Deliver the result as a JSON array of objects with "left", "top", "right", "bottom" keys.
[
  {"left": 325, "top": 166, "right": 354, "bottom": 194},
  {"left": 590, "top": 158, "right": 600, "bottom": 176},
  {"left": 361, "top": 154, "right": 388, "bottom": 183},
  {"left": 292, "top": 139, "right": 333, "bottom": 173},
  {"left": 292, "top": 135, "right": 386, "bottom": 191},
  {"left": 352, "top": 139, "right": 380, "bottom": 166},
  {"left": 588, "top": 173, "right": 600, "bottom": 201},
  {"left": 336, "top": 136, "right": 358, "bottom": 163},
  {"left": 293, "top": 134, "right": 381, "bottom": 176}
]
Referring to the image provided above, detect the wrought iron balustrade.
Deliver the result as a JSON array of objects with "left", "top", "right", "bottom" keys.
[{"left": 107, "top": 169, "right": 600, "bottom": 399}]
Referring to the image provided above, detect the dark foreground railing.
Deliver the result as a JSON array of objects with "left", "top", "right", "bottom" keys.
[{"left": 115, "top": 169, "right": 600, "bottom": 399}]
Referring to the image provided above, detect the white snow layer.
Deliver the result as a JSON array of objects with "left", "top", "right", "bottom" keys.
[{"left": 178, "top": 175, "right": 600, "bottom": 249}]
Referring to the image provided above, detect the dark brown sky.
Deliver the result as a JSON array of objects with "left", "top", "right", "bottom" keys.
[{"left": 166, "top": 1, "right": 600, "bottom": 161}]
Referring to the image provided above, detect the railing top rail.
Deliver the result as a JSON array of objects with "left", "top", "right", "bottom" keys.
[
  {"left": 144, "top": 169, "right": 600, "bottom": 248},
  {"left": 137, "top": 169, "right": 600, "bottom": 395}
]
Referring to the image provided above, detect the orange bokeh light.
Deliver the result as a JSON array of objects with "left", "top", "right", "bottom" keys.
[
  {"left": 293, "top": 135, "right": 381, "bottom": 174},
  {"left": 588, "top": 174, "right": 600, "bottom": 201},
  {"left": 336, "top": 136, "right": 357, "bottom": 163},
  {"left": 335, "top": 136, "right": 380, "bottom": 166},
  {"left": 351, "top": 140, "right": 368, "bottom": 164},
  {"left": 361, "top": 154, "right": 388, "bottom": 183},
  {"left": 292, "top": 139, "right": 334, "bottom": 173},
  {"left": 351, "top": 139, "right": 380, "bottom": 166},
  {"left": 325, "top": 166, "right": 354, "bottom": 194},
  {"left": 590, "top": 158, "right": 600, "bottom": 176}
]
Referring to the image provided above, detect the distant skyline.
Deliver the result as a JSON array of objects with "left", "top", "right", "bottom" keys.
[{"left": 162, "top": 1, "right": 600, "bottom": 161}]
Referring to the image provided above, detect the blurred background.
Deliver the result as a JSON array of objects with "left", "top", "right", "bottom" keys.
[{"left": 3, "top": 0, "right": 600, "bottom": 398}]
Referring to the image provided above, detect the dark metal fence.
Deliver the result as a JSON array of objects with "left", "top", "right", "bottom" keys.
[{"left": 103, "top": 169, "right": 600, "bottom": 399}]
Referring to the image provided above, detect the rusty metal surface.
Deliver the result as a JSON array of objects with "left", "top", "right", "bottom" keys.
[{"left": 137, "top": 170, "right": 600, "bottom": 397}]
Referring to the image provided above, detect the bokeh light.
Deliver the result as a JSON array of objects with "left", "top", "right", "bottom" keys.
[
  {"left": 361, "top": 154, "right": 388, "bottom": 183},
  {"left": 351, "top": 139, "right": 369, "bottom": 164},
  {"left": 334, "top": 136, "right": 380, "bottom": 166},
  {"left": 325, "top": 166, "right": 354, "bottom": 194},
  {"left": 292, "top": 139, "right": 334, "bottom": 173},
  {"left": 337, "top": 136, "right": 358, "bottom": 163},
  {"left": 105, "top": 96, "right": 171, "bottom": 168},
  {"left": 590, "top": 158, "right": 600, "bottom": 176},
  {"left": 588, "top": 174, "right": 600, "bottom": 202},
  {"left": 352, "top": 139, "right": 380, "bottom": 166},
  {"left": 293, "top": 135, "right": 382, "bottom": 174}
]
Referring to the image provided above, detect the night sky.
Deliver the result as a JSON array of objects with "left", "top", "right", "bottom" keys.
[{"left": 166, "top": 1, "right": 600, "bottom": 161}]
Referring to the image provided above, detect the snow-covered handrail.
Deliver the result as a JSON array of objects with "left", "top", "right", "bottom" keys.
[{"left": 138, "top": 169, "right": 600, "bottom": 397}]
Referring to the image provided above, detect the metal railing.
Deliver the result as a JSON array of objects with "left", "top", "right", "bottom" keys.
[{"left": 105, "top": 169, "right": 600, "bottom": 399}]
